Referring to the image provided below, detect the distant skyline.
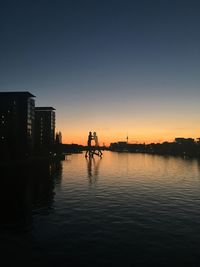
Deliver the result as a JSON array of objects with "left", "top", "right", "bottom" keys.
[{"left": 1, "top": 0, "right": 200, "bottom": 145}]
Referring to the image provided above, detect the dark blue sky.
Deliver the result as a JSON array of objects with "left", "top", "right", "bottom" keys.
[{"left": 1, "top": 0, "right": 200, "bottom": 143}]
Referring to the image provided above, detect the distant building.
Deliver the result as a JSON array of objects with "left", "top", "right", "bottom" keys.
[
  {"left": 110, "top": 141, "right": 128, "bottom": 152},
  {"left": 117, "top": 141, "right": 127, "bottom": 146},
  {"left": 0, "top": 91, "right": 35, "bottom": 159},
  {"left": 175, "top": 138, "right": 195, "bottom": 144},
  {"left": 55, "top": 131, "right": 62, "bottom": 144},
  {"left": 35, "top": 107, "right": 55, "bottom": 150}
]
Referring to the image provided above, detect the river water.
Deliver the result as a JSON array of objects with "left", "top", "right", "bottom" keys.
[{"left": 1, "top": 151, "right": 200, "bottom": 266}]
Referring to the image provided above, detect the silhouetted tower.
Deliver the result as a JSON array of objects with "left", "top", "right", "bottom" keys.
[
  {"left": 35, "top": 107, "right": 55, "bottom": 150},
  {"left": 0, "top": 91, "right": 35, "bottom": 159},
  {"left": 55, "top": 131, "right": 62, "bottom": 144}
]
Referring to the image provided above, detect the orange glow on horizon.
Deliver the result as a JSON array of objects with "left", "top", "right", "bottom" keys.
[
  {"left": 60, "top": 131, "right": 200, "bottom": 146},
  {"left": 56, "top": 106, "right": 200, "bottom": 146}
]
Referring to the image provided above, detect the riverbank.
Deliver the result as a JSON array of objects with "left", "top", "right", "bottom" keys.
[{"left": 109, "top": 142, "right": 200, "bottom": 158}]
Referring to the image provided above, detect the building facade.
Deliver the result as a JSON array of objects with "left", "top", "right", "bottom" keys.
[
  {"left": 35, "top": 107, "right": 56, "bottom": 150},
  {"left": 0, "top": 92, "right": 35, "bottom": 159}
]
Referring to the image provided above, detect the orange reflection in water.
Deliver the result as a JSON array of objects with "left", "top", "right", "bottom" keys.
[{"left": 61, "top": 151, "right": 200, "bottom": 189}]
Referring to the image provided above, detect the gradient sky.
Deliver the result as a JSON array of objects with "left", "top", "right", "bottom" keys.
[{"left": 0, "top": 0, "right": 200, "bottom": 145}]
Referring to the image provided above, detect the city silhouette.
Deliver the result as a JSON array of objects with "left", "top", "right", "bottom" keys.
[{"left": 1, "top": 91, "right": 200, "bottom": 161}]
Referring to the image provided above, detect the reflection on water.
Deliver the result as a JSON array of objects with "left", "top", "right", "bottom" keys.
[
  {"left": 0, "top": 160, "right": 63, "bottom": 230},
  {"left": 86, "top": 157, "right": 102, "bottom": 184},
  {"left": 1, "top": 152, "right": 200, "bottom": 266}
]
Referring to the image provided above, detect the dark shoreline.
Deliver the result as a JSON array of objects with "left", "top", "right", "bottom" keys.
[{"left": 109, "top": 142, "right": 200, "bottom": 159}]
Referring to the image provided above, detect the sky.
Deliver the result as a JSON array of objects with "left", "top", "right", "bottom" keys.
[{"left": 0, "top": 0, "right": 200, "bottom": 145}]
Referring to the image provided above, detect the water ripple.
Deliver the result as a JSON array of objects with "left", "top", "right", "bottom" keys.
[{"left": 30, "top": 152, "right": 200, "bottom": 265}]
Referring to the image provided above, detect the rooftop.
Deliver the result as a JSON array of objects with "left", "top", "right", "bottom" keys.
[
  {"left": 35, "top": 107, "right": 56, "bottom": 111},
  {"left": 0, "top": 91, "right": 35, "bottom": 97}
]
